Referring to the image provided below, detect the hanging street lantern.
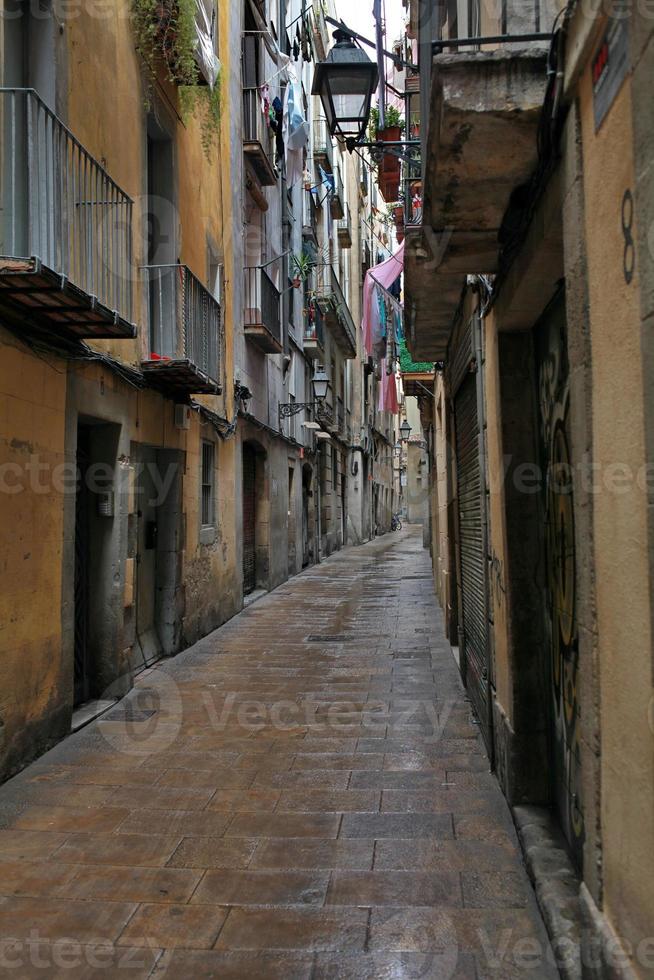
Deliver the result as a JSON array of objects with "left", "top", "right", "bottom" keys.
[
  {"left": 311, "top": 365, "right": 330, "bottom": 402},
  {"left": 400, "top": 419, "right": 412, "bottom": 442},
  {"left": 312, "top": 29, "right": 379, "bottom": 151}
]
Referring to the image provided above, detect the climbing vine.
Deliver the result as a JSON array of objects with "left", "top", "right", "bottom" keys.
[{"left": 131, "top": 0, "right": 221, "bottom": 156}]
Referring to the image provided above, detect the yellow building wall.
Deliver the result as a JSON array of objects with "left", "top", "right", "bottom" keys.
[
  {"left": 579, "top": 68, "right": 654, "bottom": 958},
  {"left": 0, "top": 328, "right": 69, "bottom": 772}
]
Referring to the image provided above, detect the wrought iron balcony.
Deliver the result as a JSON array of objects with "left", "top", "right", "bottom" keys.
[
  {"left": 244, "top": 266, "right": 282, "bottom": 354},
  {"left": 313, "top": 117, "right": 333, "bottom": 174},
  {"left": 303, "top": 304, "right": 325, "bottom": 357},
  {"left": 330, "top": 163, "right": 345, "bottom": 220},
  {"left": 0, "top": 88, "right": 135, "bottom": 340},
  {"left": 141, "top": 264, "right": 222, "bottom": 395},
  {"left": 243, "top": 87, "right": 277, "bottom": 187},
  {"left": 314, "top": 264, "right": 356, "bottom": 358},
  {"left": 302, "top": 189, "right": 319, "bottom": 246},
  {"left": 337, "top": 203, "right": 352, "bottom": 248}
]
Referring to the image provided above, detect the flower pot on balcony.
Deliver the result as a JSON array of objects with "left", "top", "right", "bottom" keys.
[{"left": 376, "top": 125, "right": 402, "bottom": 201}]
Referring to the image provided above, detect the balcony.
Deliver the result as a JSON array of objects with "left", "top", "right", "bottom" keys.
[
  {"left": 244, "top": 266, "right": 282, "bottom": 354},
  {"left": 302, "top": 189, "right": 319, "bottom": 247},
  {"left": 330, "top": 164, "right": 345, "bottom": 220},
  {"left": 243, "top": 87, "right": 277, "bottom": 188},
  {"left": 337, "top": 204, "right": 352, "bottom": 249},
  {"left": 313, "top": 117, "right": 333, "bottom": 174},
  {"left": 303, "top": 304, "right": 325, "bottom": 358},
  {"left": 0, "top": 88, "right": 135, "bottom": 341},
  {"left": 141, "top": 265, "right": 222, "bottom": 395},
  {"left": 404, "top": 43, "right": 548, "bottom": 360},
  {"left": 314, "top": 264, "right": 357, "bottom": 359}
]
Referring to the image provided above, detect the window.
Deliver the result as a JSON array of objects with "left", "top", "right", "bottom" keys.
[{"left": 201, "top": 441, "right": 215, "bottom": 527}]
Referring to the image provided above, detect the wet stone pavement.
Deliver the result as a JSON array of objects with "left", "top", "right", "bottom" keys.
[{"left": 0, "top": 528, "right": 559, "bottom": 979}]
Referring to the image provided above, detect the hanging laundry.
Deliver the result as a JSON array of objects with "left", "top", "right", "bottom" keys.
[
  {"left": 283, "top": 65, "right": 310, "bottom": 187},
  {"left": 271, "top": 96, "right": 284, "bottom": 163},
  {"left": 318, "top": 165, "right": 335, "bottom": 198},
  {"left": 260, "top": 84, "right": 271, "bottom": 127},
  {"left": 362, "top": 242, "right": 405, "bottom": 357}
]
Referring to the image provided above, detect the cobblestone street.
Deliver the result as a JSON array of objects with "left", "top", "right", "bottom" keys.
[{"left": 0, "top": 528, "right": 557, "bottom": 978}]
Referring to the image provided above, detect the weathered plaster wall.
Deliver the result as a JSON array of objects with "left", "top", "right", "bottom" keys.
[
  {"left": 0, "top": 329, "right": 70, "bottom": 778},
  {"left": 579, "top": 67, "right": 654, "bottom": 961}
]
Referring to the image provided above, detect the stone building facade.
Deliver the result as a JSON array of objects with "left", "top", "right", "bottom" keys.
[
  {"left": 0, "top": 0, "right": 399, "bottom": 782},
  {"left": 404, "top": 0, "right": 654, "bottom": 973}
]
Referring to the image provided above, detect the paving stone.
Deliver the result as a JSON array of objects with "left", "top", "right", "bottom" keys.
[
  {"left": 250, "top": 838, "right": 375, "bottom": 870},
  {"left": 0, "top": 895, "right": 138, "bottom": 943},
  {"left": 0, "top": 830, "right": 68, "bottom": 860},
  {"left": 117, "top": 809, "right": 232, "bottom": 838},
  {"left": 190, "top": 869, "right": 329, "bottom": 906},
  {"left": 150, "top": 949, "right": 313, "bottom": 979},
  {"left": 312, "top": 951, "right": 478, "bottom": 979},
  {"left": 225, "top": 813, "right": 340, "bottom": 839},
  {"left": 326, "top": 870, "right": 462, "bottom": 907},
  {"left": 205, "top": 789, "right": 281, "bottom": 812},
  {"left": 340, "top": 812, "right": 454, "bottom": 839},
  {"left": 215, "top": 907, "right": 369, "bottom": 951},
  {"left": 166, "top": 836, "right": 258, "bottom": 869},
  {"left": 461, "top": 871, "right": 529, "bottom": 908},
  {"left": 58, "top": 866, "right": 202, "bottom": 904},
  {"left": 53, "top": 833, "right": 182, "bottom": 868},
  {"left": 117, "top": 902, "right": 228, "bottom": 949},
  {"left": 276, "top": 790, "right": 380, "bottom": 812}
]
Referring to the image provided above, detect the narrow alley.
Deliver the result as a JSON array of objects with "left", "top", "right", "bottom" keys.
[{"left": 0, "top": 528, "right": 557, "bottom": 979}]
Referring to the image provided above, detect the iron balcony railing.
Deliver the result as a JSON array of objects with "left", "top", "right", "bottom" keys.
[
  {"left": 337, "top": 397, "right": 345, "bottom": 434},
  {"left": 304, "top": 305, "right": 325, "bottom": 347},
  {"left": 0, "top": 88, "right": 133, "bottom": 321},
  {"left": 313, "top": 117, "right": 333, "bottom": 172},
  {"left": 144, "top": 264, "right": 221, "bottom": 380},
  {"left": 244, "top": 266, "right": 281, "bottom": 344},
  {"left": 303, "top": 188, "right": 318, "bottom": 232},
  {"left": 243, "top": 87, "right": 272, "bottom": 154},
  {"left": 337, "top": 203, "right": 352, "bottom": 244},
  {"left": 314, "top": 263, "right": 357, "bottom": 353}
]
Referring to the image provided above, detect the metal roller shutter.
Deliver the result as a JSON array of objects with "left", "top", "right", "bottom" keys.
[
  {"left": 454, "top": 372, "right": 490, "bottom": 752},
  {"left": 242, "top": 446, "right": 256, "bottom": 595}
]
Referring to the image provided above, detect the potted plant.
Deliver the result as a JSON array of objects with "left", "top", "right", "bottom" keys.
[
  {"left": 292, "top": 250, "right": 315, "bottom": 287},
  {"left": 369, "top": 106, "right": 405, "bottom": 202}
]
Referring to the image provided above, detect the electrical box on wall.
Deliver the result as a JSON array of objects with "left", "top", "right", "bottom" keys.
[
  {"left": 174, "top": 404, "right": 191, "bottom": 430},
  {"left": 97, "top": 490, "right": 114, "bottom": 517}
]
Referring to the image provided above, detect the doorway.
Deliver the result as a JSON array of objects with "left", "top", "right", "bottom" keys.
[
  {"left": 302, "top": 464, "right": 314, "bottom": 567},
  {"left": 242, "top": 442, "right": 268, "bottom": 595},
  {"left": 134, "top": 446, "right": 183, "bottom": 669},
  {"left": 73, "top": 419, "right": 121, "bottom": 706}
]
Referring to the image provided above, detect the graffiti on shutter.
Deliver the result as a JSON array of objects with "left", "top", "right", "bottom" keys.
[{"left": 536, "top": 293, "right": 584, "bottom": 868}]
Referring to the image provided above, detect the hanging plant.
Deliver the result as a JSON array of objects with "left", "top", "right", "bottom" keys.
[{"left": 132, "top": 0, "right": 222, "bottom": 156}]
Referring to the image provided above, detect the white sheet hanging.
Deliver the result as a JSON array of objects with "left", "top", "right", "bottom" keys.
[
  {"left": 194, "top": 0, "right": 220, "bottom": 88},
  {"left": 283, "top": 64, "right": 309, "bottom": 187}
]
